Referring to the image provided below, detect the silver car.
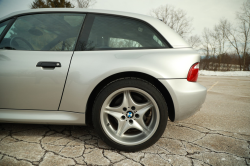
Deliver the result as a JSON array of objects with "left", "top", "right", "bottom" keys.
[{"left": 0, "top": 9, "right": 206, "bottom": 151}]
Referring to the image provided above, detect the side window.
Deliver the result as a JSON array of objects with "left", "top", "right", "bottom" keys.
[
  {"left": 81, "top": 15, "right": 168, "bottom": 50},
  {"left": 0, "top": 20, "right": 10, "bottom": 36},
  {"left": 0, "top": 13, "right": 85, "bottom": 51}
]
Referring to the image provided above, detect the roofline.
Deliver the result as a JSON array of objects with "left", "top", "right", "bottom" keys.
[{"left": 0, "top": 8, "right": 154, "bottom": 22}]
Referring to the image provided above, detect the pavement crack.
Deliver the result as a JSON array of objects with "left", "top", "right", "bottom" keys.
[
  {"left": 170, "top": 123, "right": 205, "bottom": 134},
  {"left": 157, "top": 153, "right": 173, "bottom": 166},
  {"left": 171, "top": 123, "right": 250, "bottom": 142},
  {"left": 181, "top": 141, "right": 189, "bottom": 154},
  {"left": 118, "top": 151, "right": 144, "bottom": 164},
  {"left": 0, "top": 154, "right": 4, "bottom": 160},
  {"left": 179, "top": 122, "right": 250, "bottom": 137},
  {"left": 0, "top": 133, "right": 10, "bottom": 142},
  {"left": 102, "top": 149, "right": 112, "bottom": 164},
  {"left": 37, "top": 129, "right": 55, "bottom": 165},
  {"left": 9, "top": 134, "right": 40, "bottom": 145},
  {"left": 190, "top": 157, "right": 213, "bottom": 166},
  {"left": 161, "top": 136, "right": 249, "bottom": 160},
  {"left": 245, "top": 158, "right": 250, "bottom": 166},
  {"left": 156, "top": 144, "right": 173, "bottom": 155},
  {"left": 191, "top": 133, "right": 207, "bottom": 142},
  {"left": 0, "top": 152, "right": 35, "bottom": 166},
  {"left": 190, "top": 158, "right": 194, "bottom": 166},
  {"left": 139, "top": 153, "right": 145, "bottom": 162}
]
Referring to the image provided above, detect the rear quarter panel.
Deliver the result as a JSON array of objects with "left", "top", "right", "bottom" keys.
[{"left": 59, "top": 48, "right": 200, "bottom": 113}]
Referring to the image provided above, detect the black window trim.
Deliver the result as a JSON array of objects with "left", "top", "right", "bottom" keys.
[
  {"left": 0, "top": 11, "right": 173, "bottom": 51},
  {"left": 75, "top": 13, "right": 172, "bottom": 51},
  {"left": 0, "top": 18, "right": 17, "bottom": 44},
  {"left": 75, "top": 14, "right": 95, "bottom": 51}
]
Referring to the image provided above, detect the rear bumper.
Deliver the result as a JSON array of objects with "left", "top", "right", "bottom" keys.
[{"left": 159, "top": 79, "right": 207, "bottom": 121}]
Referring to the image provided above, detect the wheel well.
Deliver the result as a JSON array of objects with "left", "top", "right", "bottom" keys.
[{"left": 85, "top": 72, "right": 175, "bottom": 125}]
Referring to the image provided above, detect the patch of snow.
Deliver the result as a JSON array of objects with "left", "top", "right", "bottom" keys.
[{"left": 199, "top": 70, "right": 250, "bottom": 76}]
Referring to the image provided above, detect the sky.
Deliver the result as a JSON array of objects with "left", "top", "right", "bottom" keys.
[{"left": 0, "top": 0, "right": 246, "bottom": 36}]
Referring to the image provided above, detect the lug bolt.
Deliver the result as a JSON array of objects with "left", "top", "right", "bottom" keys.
[
  {"left": 121, "top": 115, "right": 126, "bottom": 120},
  {"left": 123, "top": 107, "right": 127, "bottom": 111},
  {"left": 135, "top": 114, "right": 139, "bottom": 118},
  {"left": 131, "top": 106, "right": 135, "bottom": 110},
  {"left": 129, "top": 120, "right": 133, "bottom": 124}
]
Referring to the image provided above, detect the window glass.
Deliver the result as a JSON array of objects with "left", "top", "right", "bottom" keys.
[
  {"left": 0, "top": 13, "right": 85, "bottom": 51},
  {"left": 0, "top": 20, "right": 10, "bottom": 36},
  {"left": 109, "top": 38, "right": 142, "bottom": 48},
  {"left": 153, "top": 35, "right": 165, "bottom": 47},
  {"left": 82, "top": 15, "right": 168, "bottom": 50}
]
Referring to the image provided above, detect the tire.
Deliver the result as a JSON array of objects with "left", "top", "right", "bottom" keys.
[{"left": 92, "top": 78, "right": 168, "bottom": 151}]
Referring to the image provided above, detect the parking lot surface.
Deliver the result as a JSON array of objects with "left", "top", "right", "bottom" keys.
[{"left": 0, "top": 76, "right": 250, "bottom": 166}]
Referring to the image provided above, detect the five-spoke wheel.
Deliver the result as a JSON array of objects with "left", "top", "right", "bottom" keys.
[
  {"left": 101, "top": 87, "right": 159, "bottom": 145},
  {"left": 92, "top": 78, "right": 168, "bottom": 151}
]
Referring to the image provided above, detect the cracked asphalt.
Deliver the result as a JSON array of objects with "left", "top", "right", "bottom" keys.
[{"left": 0, "top": 76, "right": 250, "bottom": 166}]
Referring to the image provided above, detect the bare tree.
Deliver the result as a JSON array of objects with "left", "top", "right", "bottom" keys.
[
  {"left": 235, "top": 0, "right": 250, "bottom": 70},
  {"left": 187, "top": 35, "right": 201, "bottom": 49},
  {"left": 200, "top": 28, "right": 213, "bottom": 70},
  {"left": 199, "top": 16, "right": 248, "bottom": 71},
  {"left": 214, "top": 19, "right": 229, "bottom": 54},
  {"left": 150, "top": 5, "right": 193, "bottom": 38},
  {"left": 201, "top": 28, "right": 217, "bottom": 57},
  {"left": 210, "top": 19, "right": 231, "bottom": 68},
  {"left": 74, "top": 0, "right": 96, "bottom": 8},
  {"left": 223, "top": 20, "right": 244, "bottom": 70}
]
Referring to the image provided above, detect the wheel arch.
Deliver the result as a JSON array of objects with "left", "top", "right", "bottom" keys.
[{"left": 85, "top": 71, "right": 175, "bottom": 125}]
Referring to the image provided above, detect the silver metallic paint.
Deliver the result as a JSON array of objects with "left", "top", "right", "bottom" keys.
[
  {"left": 159, "top": 79, "right": 207, "bottom": 121},
  {"left": 59, "top": 48, "right": 203, "bottom": 122},
  {"left": 0, "top": 50, "right": 72, "bottom": 110},
  {"left": 0, "top": 109, "right": 85, "bottom": 125}
]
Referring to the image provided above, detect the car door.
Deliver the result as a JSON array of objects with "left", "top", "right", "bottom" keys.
[{"left": 0, "top": 13, "right": 86, "bottom": 110}]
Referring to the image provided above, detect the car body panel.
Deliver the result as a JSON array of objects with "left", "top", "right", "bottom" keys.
[
  {"left": 0, "top": 50, "right": 72, "bottom": 110},
  {"left": 0, "top": 8, "right": 190, "bottom": 48},
  {"left": 59, "top": 48, "right": 200, "bottom": 115},
  {"left": 0, "top": 109, "right": 85, "bottom": 125},
  {"left": 159, "top": 79, "right": 207, "bottom": 121}
]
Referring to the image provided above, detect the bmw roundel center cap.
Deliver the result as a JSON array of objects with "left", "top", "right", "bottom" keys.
[{"left": 127, "top": 111, "right": 133, "bottom": 118}]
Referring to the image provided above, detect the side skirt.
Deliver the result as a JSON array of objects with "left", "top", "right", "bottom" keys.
[{"left": 0, "top": 109, "right": 85, "bottom": 125}]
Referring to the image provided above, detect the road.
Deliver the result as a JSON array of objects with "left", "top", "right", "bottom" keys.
[{"left": 0, "top": 76, "right": 249, "bottom": 166}]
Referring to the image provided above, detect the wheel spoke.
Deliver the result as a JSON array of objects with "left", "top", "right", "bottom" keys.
[
  {"left": 116, "top": 121, "right": 130, "bottom": 136},
  {"left": 104, "top": 109, "right": 123, "bottom": 120},
  {"left": 136, "top": 102, "right": 153, "bottom": 116},
  {"left": 121, "top": 90, "right": 134, "bottom": 108},
  {"left": 105, "top": 105, "right": 122, "bottom": 113},
  {"left": 133, "top": 118, "right": 150, "bottom": 135}
]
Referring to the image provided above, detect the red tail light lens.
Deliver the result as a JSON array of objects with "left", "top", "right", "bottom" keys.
[{"left": 187, "top": 63, "right": 199, "bottom": 82}]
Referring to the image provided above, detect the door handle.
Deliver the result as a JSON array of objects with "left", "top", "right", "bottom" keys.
[{"left": 36, "top": 62, "right": 61, "bottom": 68}]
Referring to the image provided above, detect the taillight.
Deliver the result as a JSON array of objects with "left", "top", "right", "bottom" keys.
[{"left": 187, "top": 63, "right": 199, "bottom": 82}]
